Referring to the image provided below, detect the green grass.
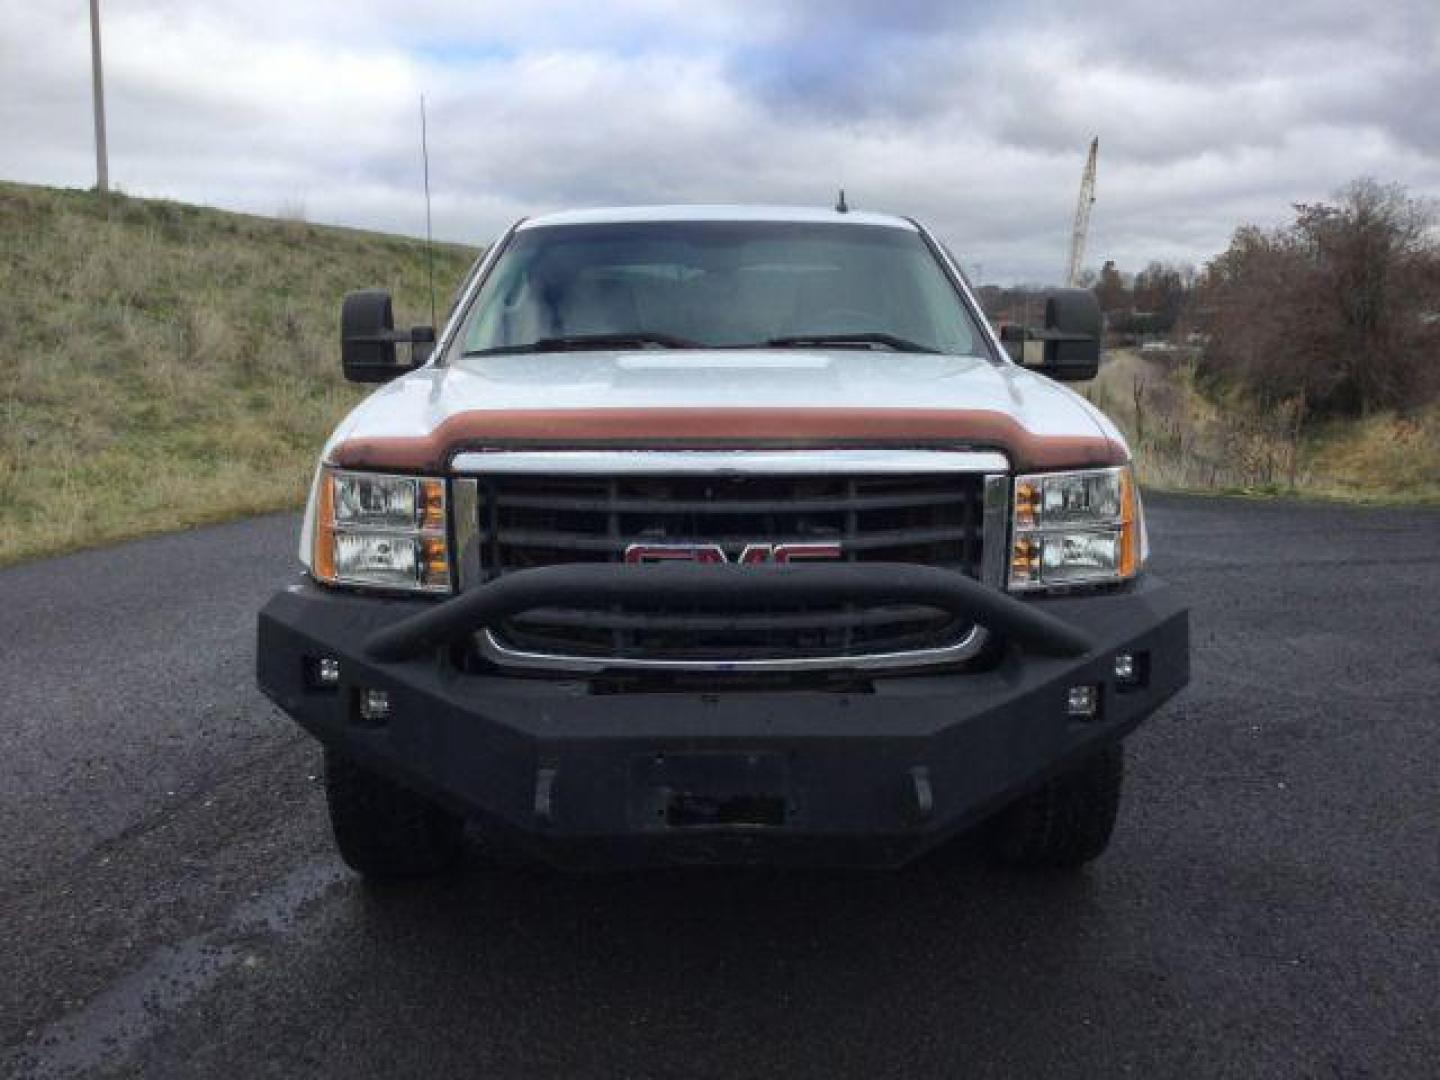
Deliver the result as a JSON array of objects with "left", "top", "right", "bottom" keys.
[{"left": 0, "top": 181, "right": 478, "bottom": 566}]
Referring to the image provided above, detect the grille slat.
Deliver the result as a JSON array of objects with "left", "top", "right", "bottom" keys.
[
  {"left": 482, "top": 523, "right": 975, "bottom": 555},
  {"left": 475, "top": 472, "right": 987, "bottom": 666},
  {"left": 489, "top": 488, "right": 970, "bottom": 514},
  {"left": 510, "top": 604, "right": 951, "bottom": 633}
]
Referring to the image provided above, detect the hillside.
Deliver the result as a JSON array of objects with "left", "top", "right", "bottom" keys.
[
  {"left": 0, "top": 182, "right": 478, "bottom": 566},
  {"left": 1085, "top": 350, "right": 1439, "bottom": 504}
]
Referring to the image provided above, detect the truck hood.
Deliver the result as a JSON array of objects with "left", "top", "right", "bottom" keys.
[{"left": 326, "top": 350, "right": 1127, "bottom": 473}]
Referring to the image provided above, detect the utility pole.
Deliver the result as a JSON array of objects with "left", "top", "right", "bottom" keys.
[{"left": 89, "top": 0, "right": 109, "bottom": 204}]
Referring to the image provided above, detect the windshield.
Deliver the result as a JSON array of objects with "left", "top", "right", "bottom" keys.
[{"left": 452, "top": 220, "right": 988, "bottom": 356}]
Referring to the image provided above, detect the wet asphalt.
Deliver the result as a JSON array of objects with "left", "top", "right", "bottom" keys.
[{"left": 1, "top": 494, "right": 1437, "bottom": 1078}]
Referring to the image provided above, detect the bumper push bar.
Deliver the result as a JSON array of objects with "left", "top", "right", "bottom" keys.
[
  {"left": 362, "top": 562, "right": 1094, "bottom": 663},
  {"left": 257, "top": 565, "right": 1187, "bottom": 868}
]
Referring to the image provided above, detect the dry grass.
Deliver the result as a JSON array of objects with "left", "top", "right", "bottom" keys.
[
  {"left": 1083, "top": 349, "right": 1440, "bottom": 503},
  {"left": 0, "top": 181, "right": 477, "bottom": 566},
  {"left": 1303, "top": 411, "right": 1440, "bottom": 501}
]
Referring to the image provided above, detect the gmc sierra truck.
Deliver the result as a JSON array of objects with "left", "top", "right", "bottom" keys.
[{"left": 256, "top": 206, "right": 1189, "bottom": 877}]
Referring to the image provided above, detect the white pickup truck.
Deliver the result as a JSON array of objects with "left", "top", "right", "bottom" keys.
[{"left": 257, "top": 205, "right": 1189, "bottom": 877}]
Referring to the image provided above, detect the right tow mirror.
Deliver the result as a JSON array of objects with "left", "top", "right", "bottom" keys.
[{"left": 998, "top": 289, "right": 1102, "bottom": 381}]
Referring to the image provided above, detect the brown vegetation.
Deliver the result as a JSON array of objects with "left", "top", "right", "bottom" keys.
[
  {"left": 1086, "top": 350, "right": 1439, "bottom": 503},
  {"left": 1198, "top": 179, "right": 1440, "bottom": 418},
  {"left": 1078, "top": 177, "right": 1439, "bottom": 503}
]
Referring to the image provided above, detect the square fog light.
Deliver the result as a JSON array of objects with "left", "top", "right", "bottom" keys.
[
  {"left": 307, "top": 656, "right": 341, "bottom": 690},
  {"left": 1113, "top": 651, "right": 1148, "bottom": 691},
  {"left": 357, "top": 688, "right": 391, "bottom": 723},
  {"left": 1066, "top": 684, "right": 1099, "bottom": 719}
]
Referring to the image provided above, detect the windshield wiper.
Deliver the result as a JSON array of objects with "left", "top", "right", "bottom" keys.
[
  {"left": 464, "top": 332, "right": 699, "bottom": 356},
  {"left": 761, "top": 333, "right": 939, "bottom": 354}
]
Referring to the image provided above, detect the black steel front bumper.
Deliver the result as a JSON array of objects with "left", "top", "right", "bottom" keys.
[{"left": 256, "top": 565, "right": 1188, "bottom": 868}]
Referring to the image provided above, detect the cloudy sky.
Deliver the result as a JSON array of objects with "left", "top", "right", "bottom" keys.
[{"left": 2, "top": 0, "right": 1437, "bottom": 282}]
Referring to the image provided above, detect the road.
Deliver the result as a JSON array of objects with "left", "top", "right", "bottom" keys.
[{"left": 2, "top": 495, "right": 1437, "bottom": 1078}]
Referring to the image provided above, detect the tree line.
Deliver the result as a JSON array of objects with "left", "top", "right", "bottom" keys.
[{"left": 981, "top": 178, "right": 1440, "bottom": 421}]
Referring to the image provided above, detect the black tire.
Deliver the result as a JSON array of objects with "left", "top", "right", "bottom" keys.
[
  {"left": 987, "top": 743, "right": 1124, "bottom": 870},
  {"left": 324, "top": 750, "right": 464, "bottom": 879}
]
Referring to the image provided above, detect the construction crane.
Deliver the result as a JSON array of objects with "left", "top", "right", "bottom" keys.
[{"left": 1065, "top": 137, "right": 1098, "bottom": 287}]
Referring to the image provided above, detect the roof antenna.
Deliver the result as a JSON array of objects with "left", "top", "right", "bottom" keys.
[
  {"left": 835, "top": 188, "right": 849, "bottom": 214},
  {"left": 420, "top": 93, "right": 437, "bottom": 330}
]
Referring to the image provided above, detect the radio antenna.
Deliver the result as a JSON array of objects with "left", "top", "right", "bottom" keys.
[{"left": 420, "top": 94, "right": 437, "bottom": 329}]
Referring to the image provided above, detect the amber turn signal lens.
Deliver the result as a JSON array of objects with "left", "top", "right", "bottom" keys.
[
  {"left": 419, "top": 479, "right": 446, "bottom": 531},
  {"left": 422, "top": 535, "right": 451, "bottom": 588},
  {"left": 1010, "top": 536, "right": 1040, "bottom": 584},
  {"left": 313, "top": 470, "right": 337, "bottom": 582},
  {"left": 1117, "top": 468, "right": 1139, "bottom": 579},
  {"left": 1014, "top": 480, "right": 1040, "bottom": 528}
]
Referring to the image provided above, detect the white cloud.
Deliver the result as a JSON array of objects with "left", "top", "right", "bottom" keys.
[{"left": 1, "top": 0, "right": 1436, "bottom": 282}]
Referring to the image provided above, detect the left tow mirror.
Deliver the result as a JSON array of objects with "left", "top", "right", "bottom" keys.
[
  {"left": 997, "top": 289, "right": 1102, "bottom": 381},
  {"left": 340, "top": 289, "right": 435, "bottom": 383}
]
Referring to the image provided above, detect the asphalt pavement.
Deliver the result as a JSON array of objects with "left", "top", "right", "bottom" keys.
[{"left": 1, "top": 494, "right": 1437, "bottom": 1078}]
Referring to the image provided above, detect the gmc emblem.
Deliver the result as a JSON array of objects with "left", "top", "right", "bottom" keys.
[{"left": 624, "top": 542, "right": 842, "bottom": 564}]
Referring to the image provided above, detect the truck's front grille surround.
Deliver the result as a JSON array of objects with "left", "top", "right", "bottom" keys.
[{"left": 454, "top": 460, "right": 1009, "bottom": 672}]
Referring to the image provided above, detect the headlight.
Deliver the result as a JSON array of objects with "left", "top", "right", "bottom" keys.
[
  {"left": 312, "top": 469, "right": 451, "bottom": 593},
  {"left": 1009, "top": 466, "right": 1142, "bottom": 591}
]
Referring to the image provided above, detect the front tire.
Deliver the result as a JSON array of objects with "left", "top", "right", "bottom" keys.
[
  {"left": 987, "top": 743, "right": 1124, "bottom": 869},
  {"left": 324, "top": 750, "right": 464, "bottom": 879}
]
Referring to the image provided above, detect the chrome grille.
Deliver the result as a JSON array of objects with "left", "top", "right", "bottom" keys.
[{"left": 460, "top": 468, "right": 1002, "bottom": 669}]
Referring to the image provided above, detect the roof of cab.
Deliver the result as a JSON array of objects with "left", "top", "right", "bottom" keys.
[{"left": 517, "top": 205, "right": 917, "bottom": 231}]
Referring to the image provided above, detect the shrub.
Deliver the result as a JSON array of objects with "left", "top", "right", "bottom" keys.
[{"left": 1198, "top": 179, "right": 1440, "bottom": 419}]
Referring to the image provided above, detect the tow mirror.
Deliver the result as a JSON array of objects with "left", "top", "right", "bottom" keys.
[
  {"left": 998, "top": 288, "right": 1102, "bottom": 381},
  {"left": 340, "top": 289, "right": 435, "bottom": 383}
]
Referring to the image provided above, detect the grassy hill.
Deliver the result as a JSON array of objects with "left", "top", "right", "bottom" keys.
[{"left": 0, "top": 182, "right": 477, "bottom": 566}]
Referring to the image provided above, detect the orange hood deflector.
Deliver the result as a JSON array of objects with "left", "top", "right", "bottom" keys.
[{"left": 329, "top": 408, "right": 1125, "bottom": 473}]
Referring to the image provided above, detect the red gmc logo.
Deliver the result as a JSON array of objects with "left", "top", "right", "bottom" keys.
[{"left": 624, "top": 542, "right": 842, "bottom": 564}]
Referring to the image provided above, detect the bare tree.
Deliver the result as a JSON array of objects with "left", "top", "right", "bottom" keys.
[
  {"left": 1133, "top": 262, "right": 1191, "bottom": 332},
  {"left": 1199, "top": 179, "right": 1440, "bottom": 418},
  {"left": 1094, "top": 260, "right": 1130, "bottom": 314}
]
